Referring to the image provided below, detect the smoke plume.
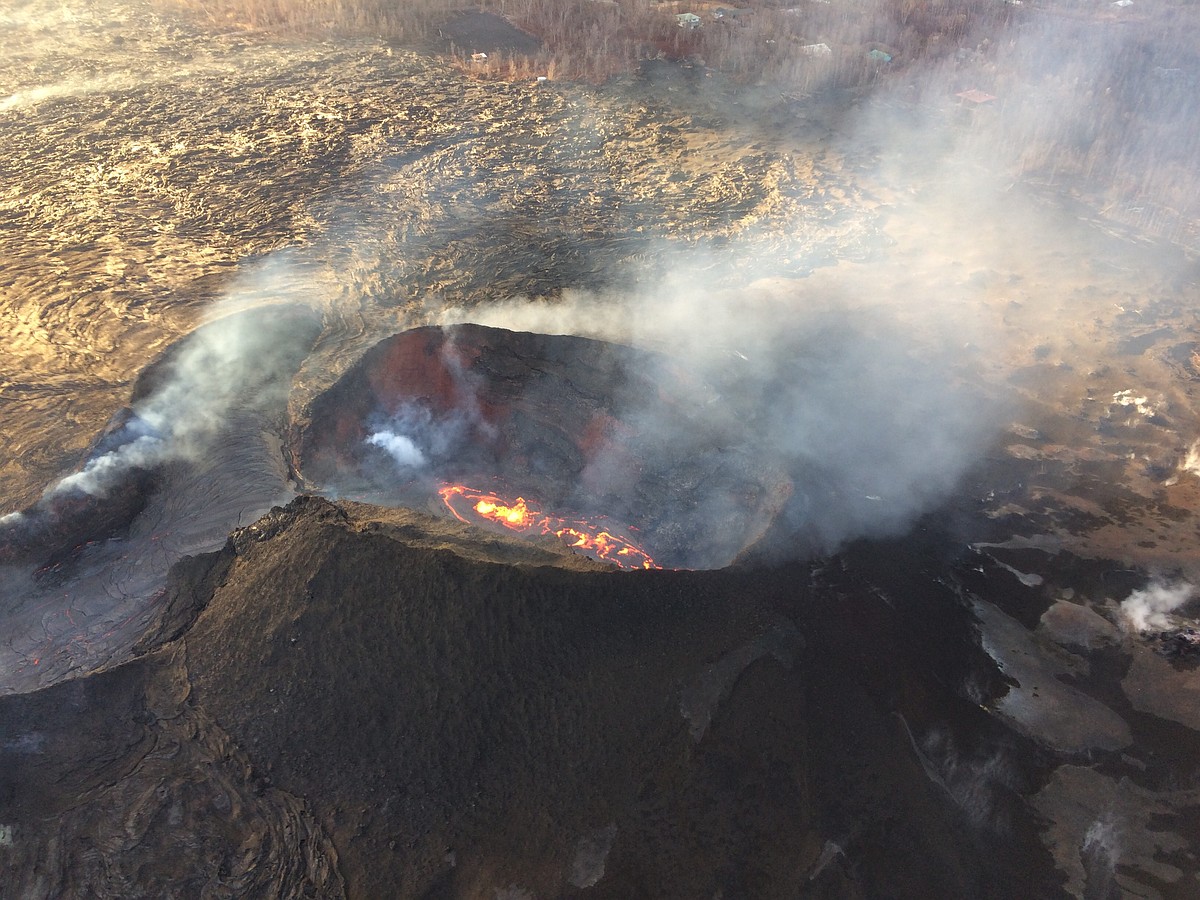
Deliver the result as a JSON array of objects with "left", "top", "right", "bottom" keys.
[
  {"left": 44, "top": 256, "right": 320, "bottom": 500},
  {"left": 1119, "top": 580, "right": 1194, "bottom": 634},
  {"left": 1180, "top": 441, "right": 1200, "bottom": 479},
  {"left": 416, "top": 0, "right": 1198, "bottom": 559},
  {"left": 437, "top": 269, "right": 1001, "bottom": 558},
  {"left": 22, "top": 0, "right": 1193, "bottom": 565},
  {"left": 366, "top": 431, "right": 427, "bottom": 469},
  {"left": 362, "top": 382, "right": 489, "bottom": 478}
]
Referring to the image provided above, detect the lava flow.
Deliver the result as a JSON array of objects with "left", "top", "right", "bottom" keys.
[{"left": 438, "top": 484, "right": 658, "bottom": 570}]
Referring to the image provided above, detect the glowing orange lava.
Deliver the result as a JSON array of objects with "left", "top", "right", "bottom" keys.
[{"left": 438, "top": 484, "right": 658, "bottom": 570}]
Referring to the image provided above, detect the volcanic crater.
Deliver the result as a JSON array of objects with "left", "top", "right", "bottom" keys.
[{"left": 294, "top": 323, "right": 791, "bottom": 570}]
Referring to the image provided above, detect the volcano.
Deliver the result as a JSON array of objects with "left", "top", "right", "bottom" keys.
[
  {"left": 8, "top": 3, "right": 1200, "bottom": 894},
  {"left": 0, "top": 494, "right": 1059, "bottom": 899},
  {"left": 294, "top": 324, "right": 791, "bottom": 569}
]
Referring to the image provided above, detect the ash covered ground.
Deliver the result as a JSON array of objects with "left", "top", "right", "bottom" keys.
[{"left": 3, "top": 1, "right": 1200, "bottom": 897}]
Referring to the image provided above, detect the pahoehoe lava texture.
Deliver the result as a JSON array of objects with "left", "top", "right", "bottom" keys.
[
  {"left": 1, "top": 304, "right": 320, "bottom": 570},
  {"left": 0, "top": 9, "right": 870, "bottom": 513},
  {"left": 7, "top": 3, "right": 1200, "bottom": 896},
  {"left": 0, "top": 304, "right": 322, "bottom": 696}
]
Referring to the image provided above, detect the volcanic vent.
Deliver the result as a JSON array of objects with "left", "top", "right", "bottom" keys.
[{"left": 294, "top": 324, "right": 790, "bottom": 569}]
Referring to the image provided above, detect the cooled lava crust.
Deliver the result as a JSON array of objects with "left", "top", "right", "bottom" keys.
[
  {"left": 295, "top": 324, "right": 791, "bottom": 569},
  {"left": 0, "top": 305, "right": 320, "bottom": 571}
]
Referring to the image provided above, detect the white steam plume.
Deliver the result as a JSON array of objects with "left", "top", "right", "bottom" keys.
[
  {"left": 45, "top": 254, "right": 320, "bottom": 499},
  {"left": 1120, "top": 580, "right": 1194, "bottom": 634},
  {"left": 366, "top": 431, "right": 427, "bottom": 468},
  {"left": 362, "top": 402, "right": 477, "bottom": 474},
  {"left": 438, "top": 271, "right": 1000, "bottom": 558},
  {"left": 53, "top": 434, "right": 165, "bottom": 497},
  {"left": 423, "top": 0, "right": 1199, "bottom": 560},
  {"left": 1181, "top": 441, "right": 1200, "bottom": 478}
]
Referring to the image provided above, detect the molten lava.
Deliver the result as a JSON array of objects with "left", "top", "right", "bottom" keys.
[{"left": 438, "top": 484, "right": 658, "bottom": 570}]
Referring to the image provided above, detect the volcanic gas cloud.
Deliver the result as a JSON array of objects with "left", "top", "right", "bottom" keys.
[{"left": 294, "top": 323, "right": 792, "bottom": 569}]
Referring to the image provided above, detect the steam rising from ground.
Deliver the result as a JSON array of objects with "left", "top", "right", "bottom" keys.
[
  {"left": 54, "top": 431, "right": 165, "bottom": 497},
  {"left": 1120, "top": 580, "right": 1194, "bottom": 634},
  {"left": 365, "top": 402, "right": 477, "bottom": 472},
  {"left": 1180, "top": 441, "right": 1200, "bottom": 478},
  {"left": 362, "top": 358, "right": 492, "bottom": 476},
  {"left": 11, "top": 0, "right": 1193, "bottom": 565},
  {"left": 438, "top": 269, "right": 1000, "bottom": 557},
  {"left": 44, "top": 258, "right": 320, "bottom": 500},
  {"left": 366, "top": 430, "right": 427, "bottom": 468},
  {"left": 418, "top": 0, "right": 1197, "bottom": 558}
]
